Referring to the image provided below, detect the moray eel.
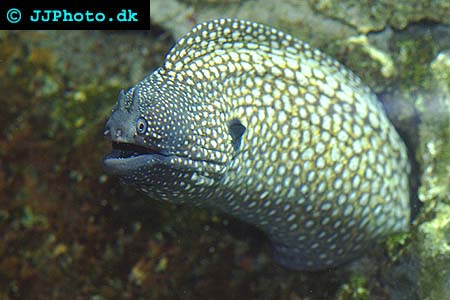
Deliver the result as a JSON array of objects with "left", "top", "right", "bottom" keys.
[{"left": 103, "top": 19, "right": 410, "bottom": 270}]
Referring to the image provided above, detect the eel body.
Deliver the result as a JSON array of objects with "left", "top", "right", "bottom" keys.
[{"left": 103, "top": 19, "right": 410, "bottom": 270}]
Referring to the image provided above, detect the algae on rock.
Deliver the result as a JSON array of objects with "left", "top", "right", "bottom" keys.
[
  {"left": 411, "top": 48, "right": 450, "bottom": 300},
  {"left": 309, "top": 0, "right": 450, "bottom": 33}
]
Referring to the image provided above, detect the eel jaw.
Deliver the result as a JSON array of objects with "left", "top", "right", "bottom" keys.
[{"left": 103, "top": 141, "right": 168, "bottom": 175}]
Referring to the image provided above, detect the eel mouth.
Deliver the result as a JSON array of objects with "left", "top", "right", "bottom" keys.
[
  {"left": 106, "top": 141, "right": 162, "bottom": 159},
  {"left": 103, "top": 142, "right": 167, "bottom": 175}
]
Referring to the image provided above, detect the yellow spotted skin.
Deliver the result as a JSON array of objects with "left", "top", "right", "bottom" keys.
[{"left": 103, "top": 19, "right": 410, "bottom": 270}]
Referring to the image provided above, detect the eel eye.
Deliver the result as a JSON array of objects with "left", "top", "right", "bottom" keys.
[{"left": 136, "top": 117, "right": 148, "bottom": 135}]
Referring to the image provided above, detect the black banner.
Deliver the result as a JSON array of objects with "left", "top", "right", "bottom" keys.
[{"left": 0, "top": 0, "right": 150, "bottom": 30}]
